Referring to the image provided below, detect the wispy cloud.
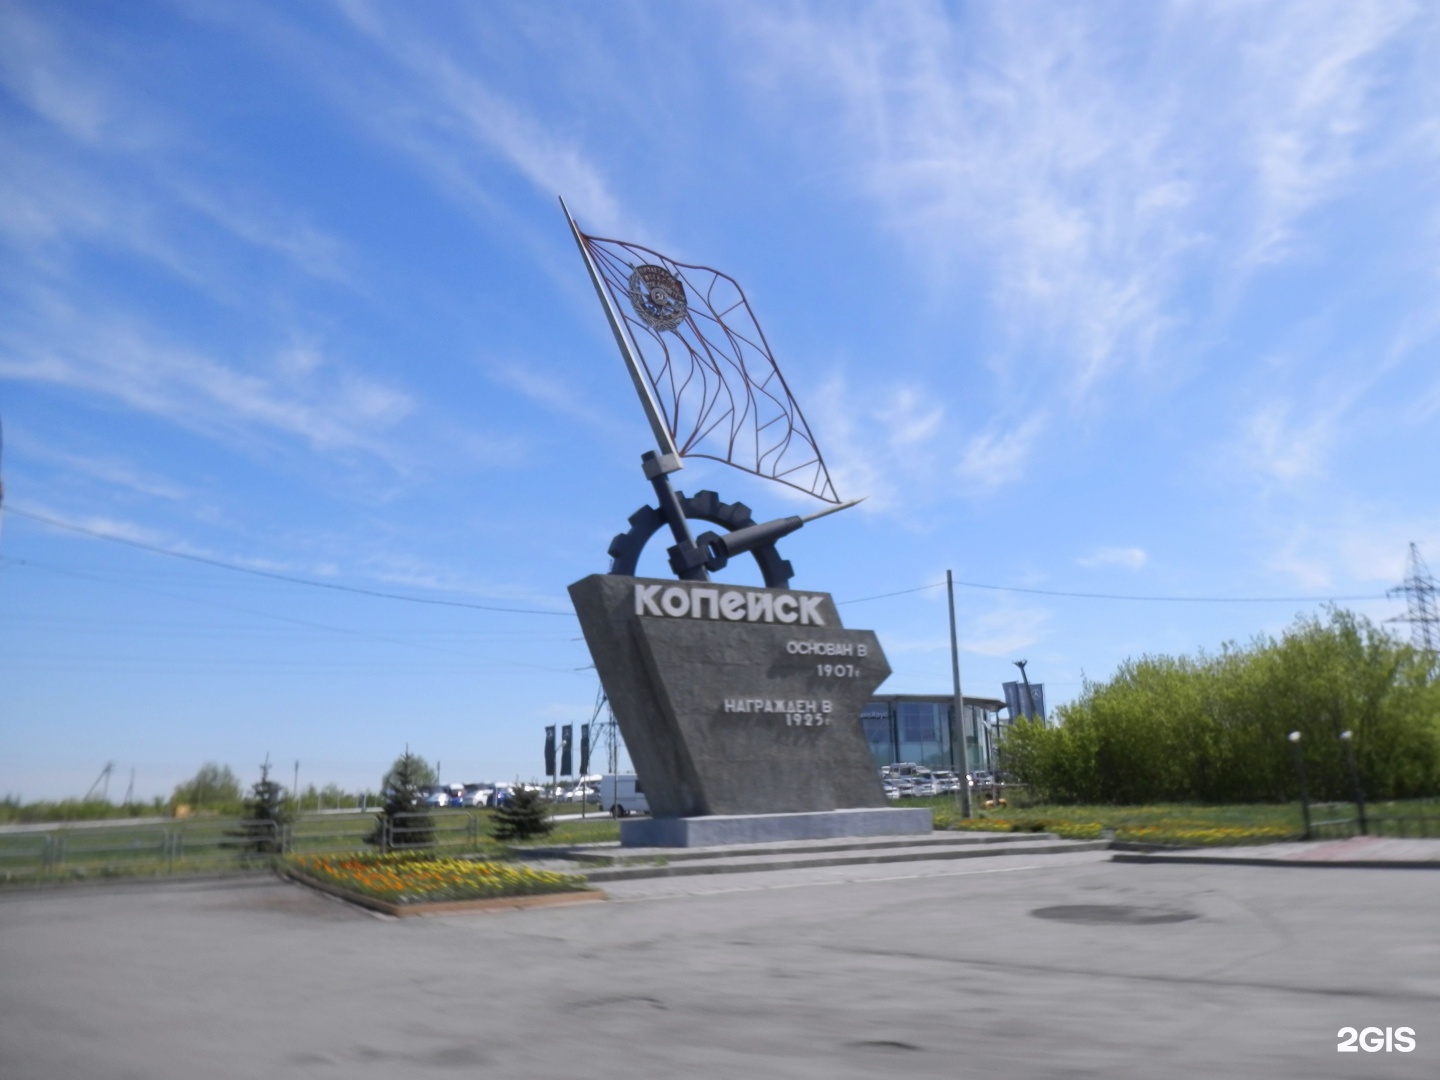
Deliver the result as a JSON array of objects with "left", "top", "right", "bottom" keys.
[
  {"left": 954, "top": 416, "right": 1044, "bottom": 497},
  {"left": 1077, "top": 546, "right": 1148, "bottom": 571},
  {"left": 0, "top": 7, "right": 356, "bottom": 295},
  {"left": 963, "top": 604, "right": 1051, "bottom": 658},
  {"left": 0, "top": 4, "right": 153, "bottom": 148},
  {"left": 808, "top": 372, "right": 950, "bottom": 512},
  {"left": 1240, "top": 401, "right": 1333, "bottom": 482},
  {"left": 168, "top": 179, "right": 355, "bottom": 287},
  {"left": 485, "top": 360, "right": 622, "bottom": 435},
  {"left": 268, "top": 0, "right": 630, "bottom": 234},
  {"left": 0, "top": 304, "right": 414, "bottom": 455},
  {"left": 7, "top": 432, "right": 190, "bottom": 501},
  {"left": 1238, "top": 1, "right": 1419, "bottom": 266},
  {"left": 1266, "top": 511, "right": 1440, "bottom": 594},
  {"left": 730, "top": 0, "right": 1432, "bottom": 472}
]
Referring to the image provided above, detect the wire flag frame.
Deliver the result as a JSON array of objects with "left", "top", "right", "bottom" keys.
[{"left": 581, "top": 231, "right": 841, "bottom": 504}]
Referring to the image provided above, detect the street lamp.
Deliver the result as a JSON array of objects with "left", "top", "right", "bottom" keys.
[
  {"left": 1339, "top": 730, "right": 1368, "bottom": 836},
  {"left": 1288, "top": 732, "right": 1311, "bottom": 840}
]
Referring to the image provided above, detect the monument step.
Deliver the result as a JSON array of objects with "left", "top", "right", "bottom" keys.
[
  {"left": 566, "top": 837, "right": 1110, "bottom": 882},
  {"left": 524, "top": 828, "right": 1065, "bottom": 866}
]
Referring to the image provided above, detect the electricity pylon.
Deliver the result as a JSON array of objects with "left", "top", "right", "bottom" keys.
[{"left": 1389, "top": 543, "right": 1439, "bottom": 670}]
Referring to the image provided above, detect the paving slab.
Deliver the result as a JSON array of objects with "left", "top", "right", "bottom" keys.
[
  {"left": 526, "top": 827, "right": 1070, "bottom": 864},
  {"left": 576, "top": 836, "right": 1109, "bottom": 881},
  {"left": 522, "top": 828, "right": 1106, "bottom": 881}
]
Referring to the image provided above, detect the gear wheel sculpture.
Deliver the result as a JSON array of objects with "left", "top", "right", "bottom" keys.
[{"left": 607, "top": 490, "right": 793, "bottom": 589}]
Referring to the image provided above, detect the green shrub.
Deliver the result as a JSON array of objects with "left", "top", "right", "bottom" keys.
[
  {"left": 491, "top": 787, "right": 553, "bottom": 842},
  {"left": 366, "top": 751, "right": 435, "bottom": 851},
  {"left": 1002, "top": 609, "right": 1440, "bottom": 804}
]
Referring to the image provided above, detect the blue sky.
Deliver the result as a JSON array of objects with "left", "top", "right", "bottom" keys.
[{"left": 2, "top": 1, "right": 1438, "bottom": 801}]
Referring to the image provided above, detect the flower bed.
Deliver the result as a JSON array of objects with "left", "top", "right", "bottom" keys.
[{"left": 286, "top": 852, "right": 594, "bottom": 907}]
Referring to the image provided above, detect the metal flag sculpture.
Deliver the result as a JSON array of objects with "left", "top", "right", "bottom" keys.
[
  {"left": 562, "top": 201, "right": 839, "bottom": 504},
  {"left": 563, "top": 199, "right": 860, "bottom": 587}
]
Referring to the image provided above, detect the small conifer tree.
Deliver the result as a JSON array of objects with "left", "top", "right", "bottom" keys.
[
  {"left": 226, "top": 758, "right": 292, "bottom": 858},
  {"left": 491, "top": 785, "right": 553, "bottom": 842},
  {"left": 367, "top": 749, "right": 435, "bottom": 851}
]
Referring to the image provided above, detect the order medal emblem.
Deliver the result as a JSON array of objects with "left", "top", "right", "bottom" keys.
[{"left": 627, "top": 264, "right": 687, "bottom": 331}]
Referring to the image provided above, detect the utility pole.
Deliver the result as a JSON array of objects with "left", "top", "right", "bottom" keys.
[
  {"left": 84, "top": 762, "right": 113, "bottom": 803},
  {"left": 947, "top": 571, "right": 971, "bottom": 819},
  {"left": 293, "top": 761, "right": 299, "bottom": 811}
]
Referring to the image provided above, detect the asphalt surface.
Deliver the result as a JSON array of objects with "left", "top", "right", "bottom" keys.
[
  {"left": 1, "top": 849, "right": 1436, "bottom": 1079},
  {"left": 1113, "top": 835, "right": 1440, "bottom": 869}
]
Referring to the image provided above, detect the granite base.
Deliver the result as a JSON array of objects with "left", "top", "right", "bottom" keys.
[{"left": 619, "top": 807, "right": 933, "bottom": 848}]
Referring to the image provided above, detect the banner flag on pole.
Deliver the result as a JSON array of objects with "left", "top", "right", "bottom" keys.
[
  {"left": 580, "top": 723, "right": 591, "bottom": 776},
  {"left": 544, "top": 726, "right": 556, "bottom": 778},
  {"left": 560, "top": 724, "right": 573, "bottom": 778},
  {"left": 575, "top": 226, "right": 840, "bottom": 504},
  {"left": 1002, "top": 682, "right": 1046, "bottom": 722}
]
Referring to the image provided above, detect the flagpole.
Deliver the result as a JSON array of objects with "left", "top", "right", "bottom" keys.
[
  {"left": 559, "top": 197, "right": 680, "bottom": 466},
  {"left": 562, "top": 197, "right": 711, "bottom": 580}
]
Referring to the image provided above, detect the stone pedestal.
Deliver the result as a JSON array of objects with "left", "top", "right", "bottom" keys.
[
  {"left": 619, "top": 807, "right": 933, "bottom": 848},
  {"left": 570, "top": 574, "right": 893, "bottom": 818}
]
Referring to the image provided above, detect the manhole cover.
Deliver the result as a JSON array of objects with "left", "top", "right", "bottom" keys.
[{"left": 1030, "top": 904, "right": 1198, "bottom": 925}]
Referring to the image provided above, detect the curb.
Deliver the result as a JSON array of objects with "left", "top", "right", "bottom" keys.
[
  {"left": 0, "top": 869, "right": 276, "bottom": 897},
  {"left": 280, "top": 869, "right": 607, "bottom": 916},
  {"left": 1111, "top": 853, "right": 1440, "bottom": 870},
  {"left": 582, "top": 839, "right": 1110, "bottom": 882},
  {"left": 525, "top": 830, "right": 1064, "bottom": 866}
]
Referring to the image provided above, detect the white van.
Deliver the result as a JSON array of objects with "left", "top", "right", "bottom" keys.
[{"left": 598, "top": 773, "right": 649, "bottom": 817}]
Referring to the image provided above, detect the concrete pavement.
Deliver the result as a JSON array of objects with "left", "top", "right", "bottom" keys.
[{"left": 2, "top": 846, "right": 1437, "bottom": 1078}]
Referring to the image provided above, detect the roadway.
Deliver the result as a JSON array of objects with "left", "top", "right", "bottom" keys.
[{"left": 1, "top": 848, "right": 1435, "bottom": 1078}]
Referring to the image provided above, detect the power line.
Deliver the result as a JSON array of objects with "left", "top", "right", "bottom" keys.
[
  {"left": 5, "top": 505, "right": 574, "bottom": 616},
  {"left": 836, "top": 582, "right": 947, "bottom": 604},
  {"left": 839, "top": 578, "right": 1387, "bottom": 606},
  {"left": 4, "top": 556, "right": 586, "bottom": 673},
  {"left": 8, "top": 503, "right": 1389, "bottom": 610}
]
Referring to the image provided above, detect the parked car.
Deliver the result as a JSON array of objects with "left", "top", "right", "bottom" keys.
[
  {"left": 460, "top": 784, "right": 492, "bottom": 808},
  {"left": 932, "top": 771, "right": 961, "bottom": 794},
  {"left": 881, "top": 762, "right": 921, "bottom": 780},
  {"left": 967, "top": 770, "right": 995, "bottom": 789}
]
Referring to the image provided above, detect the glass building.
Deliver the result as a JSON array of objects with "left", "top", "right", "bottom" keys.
[{"left": 860, "top": 694, "right": 1004, "bottom": 773}]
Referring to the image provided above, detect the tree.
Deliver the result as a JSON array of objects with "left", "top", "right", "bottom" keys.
[
  {"left": 226, "top": 759, "right": 291, "bottom": 858},
  {"left": 491, "top": 785, "right": 553, "bottom": 842},
  {"left": 172, "top": 763, "right": 242, "bottom": 811},
  {"left": 1002, "top": 609, "right": 1440, "bottom": 804},
  {"left": 380, "top": 754, "right": 437, "bottom": 790},
  {"left": 367, "top": 750, "right": 435, "bottom": 851}
]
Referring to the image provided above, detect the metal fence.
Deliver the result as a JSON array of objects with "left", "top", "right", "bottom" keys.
[
  {"left": 1308, "top": 802, "right": 1440, "bottom": 840},
  {"left": 0, "top": 810, "right": 496, "bottom": 883}
]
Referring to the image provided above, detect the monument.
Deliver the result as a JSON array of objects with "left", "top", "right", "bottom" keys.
[{"left": 562, "top": 201, "right": 931, "bottom": 846}]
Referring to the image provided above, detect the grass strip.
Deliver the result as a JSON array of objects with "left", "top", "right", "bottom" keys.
[{"left": 913, "top": 797, "right": 1440, "bottom": 845}]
